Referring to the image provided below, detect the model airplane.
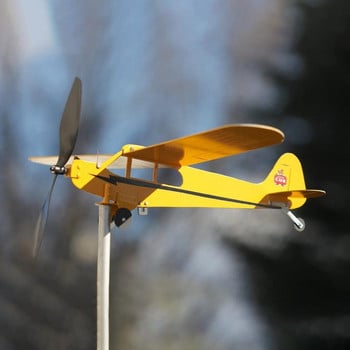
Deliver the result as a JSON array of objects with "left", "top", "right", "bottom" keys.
[{"left": 29, "top": 77, "right": 325, "bottom": 256}]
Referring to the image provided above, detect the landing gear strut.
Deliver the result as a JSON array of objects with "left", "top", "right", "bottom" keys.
[{"left": 113, "top": 208, "right": 132, "bottom": 228}]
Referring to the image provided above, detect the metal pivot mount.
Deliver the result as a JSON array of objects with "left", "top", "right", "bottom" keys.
[{"left": 281, "top": 206, "right": 305, "bottom": 232}]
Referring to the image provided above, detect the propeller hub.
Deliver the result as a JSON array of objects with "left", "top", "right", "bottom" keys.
[{"left": 50, "top": 165, "right": 66, "bottom": 175}]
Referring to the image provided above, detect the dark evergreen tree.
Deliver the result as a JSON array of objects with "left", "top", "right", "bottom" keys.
[{"left": 276, "top": 0, "right": 350, "bottom": 231}]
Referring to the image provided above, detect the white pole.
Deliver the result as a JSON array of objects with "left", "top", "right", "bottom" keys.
[{"left": 97, "top": 204, "right": 111, "bottom": 350}]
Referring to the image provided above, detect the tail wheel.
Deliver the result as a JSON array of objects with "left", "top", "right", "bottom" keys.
[{"left": 113, "top": 208, "right": 132, "bottom": 228}]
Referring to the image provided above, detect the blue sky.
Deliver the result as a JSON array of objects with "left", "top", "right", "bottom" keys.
[
  {"left": 6, "top": 0, "right": 298, "bottom": 203},
  {"left": 12, "top": 1, "right": 237, "bottom": 159},
  {"left": 13, "top": 0, "right": 57, "bottom": 60}
]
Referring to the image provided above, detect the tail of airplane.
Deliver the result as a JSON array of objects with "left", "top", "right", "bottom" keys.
[
  {"left": 259, "top": 153, "right": 325, "bottom": 231},
  {"left": 261, "top": 152, "right": 324, "bottom": 209},
  {"left": 262, "top": 153, "right": 305, "bottom": 209}
]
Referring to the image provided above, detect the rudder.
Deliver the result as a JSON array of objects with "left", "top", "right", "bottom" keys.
[{"left": 261, "top": 153, "right": 307, "bottom": 209}]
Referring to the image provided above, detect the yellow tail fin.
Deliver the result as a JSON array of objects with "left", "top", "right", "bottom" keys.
[{"left": 261, "top": 153, "right": 325, "bottom": 209}]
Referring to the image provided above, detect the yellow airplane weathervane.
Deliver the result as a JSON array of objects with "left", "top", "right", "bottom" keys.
[
  {"left": 29, "top": 77, "right": 325, "bottom": 350},
  {"left": 29, "top": 77, "right": 326, "bottom": 255}
]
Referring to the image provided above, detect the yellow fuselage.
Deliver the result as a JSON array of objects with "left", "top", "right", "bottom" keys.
[{"left": 67, "top": 150, "right": 309, "bottom": 220}]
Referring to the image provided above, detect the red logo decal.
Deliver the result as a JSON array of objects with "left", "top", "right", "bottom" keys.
[{"left": 274, "top": 170, "right": 287, "bottom": 186}]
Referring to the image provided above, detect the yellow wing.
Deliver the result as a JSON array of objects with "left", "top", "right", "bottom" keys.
[{"left": 123, "top": 124, "right": 284, "bottom": 167}]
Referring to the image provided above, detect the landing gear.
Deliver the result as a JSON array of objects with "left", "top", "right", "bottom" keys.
[
  {"left": 282, "top": 207, "right": 305, "bottom": 232},
  {"left": 113, "top": 208, "right": 132, "bottom": 228}
]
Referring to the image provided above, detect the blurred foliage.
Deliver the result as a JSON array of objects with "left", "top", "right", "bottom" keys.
[
  {"left": 1, "top": 0, "right": 348, "bottom": 349},
  {"left": 225, "top": 1, "right": 350, "bottom": 349},
  {"left": 273, "top": 0, "right": 350, "bottom": 231}
]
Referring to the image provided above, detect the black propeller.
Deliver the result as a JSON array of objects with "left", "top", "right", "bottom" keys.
[{"left": 33, "top": 77, "right": 82, "bottom": 257}]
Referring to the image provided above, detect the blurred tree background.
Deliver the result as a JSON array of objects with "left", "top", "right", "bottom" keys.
[
  {"left": 227, "top": 0, "right": 350, "bottom": 349},
  {"left": 0, "top": 0, "right": 348, "bottom": 349}
]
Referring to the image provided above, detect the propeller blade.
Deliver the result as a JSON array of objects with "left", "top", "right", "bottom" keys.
[
  {"left": 56, "top": 77, "right": 82, "bottom": 168},
  {"left": 32, "top": 175, "right": 58, "bottom": 258}
]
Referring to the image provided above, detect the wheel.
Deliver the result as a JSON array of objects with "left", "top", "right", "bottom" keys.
[
  {"left": 293, "top": 218, "right": 305, "bottom": 232},
  {"left": 114, "top": 208, "right": 132, "bottom": 228}
]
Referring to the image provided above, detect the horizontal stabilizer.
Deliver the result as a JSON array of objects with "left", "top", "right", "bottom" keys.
[
  {"left": 265, "top": 189, "right": 325, "bottom": 208},
  {"left": 268, "top": 189, "right": 326, "bottom": 201}
]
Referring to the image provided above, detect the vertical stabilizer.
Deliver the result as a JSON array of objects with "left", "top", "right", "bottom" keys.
[
  {"left": 262, "top": 153, "right": 307, "bottom": 209},
  {"left": 263, "top": 153, "right": 306, "bottom": 192}
]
